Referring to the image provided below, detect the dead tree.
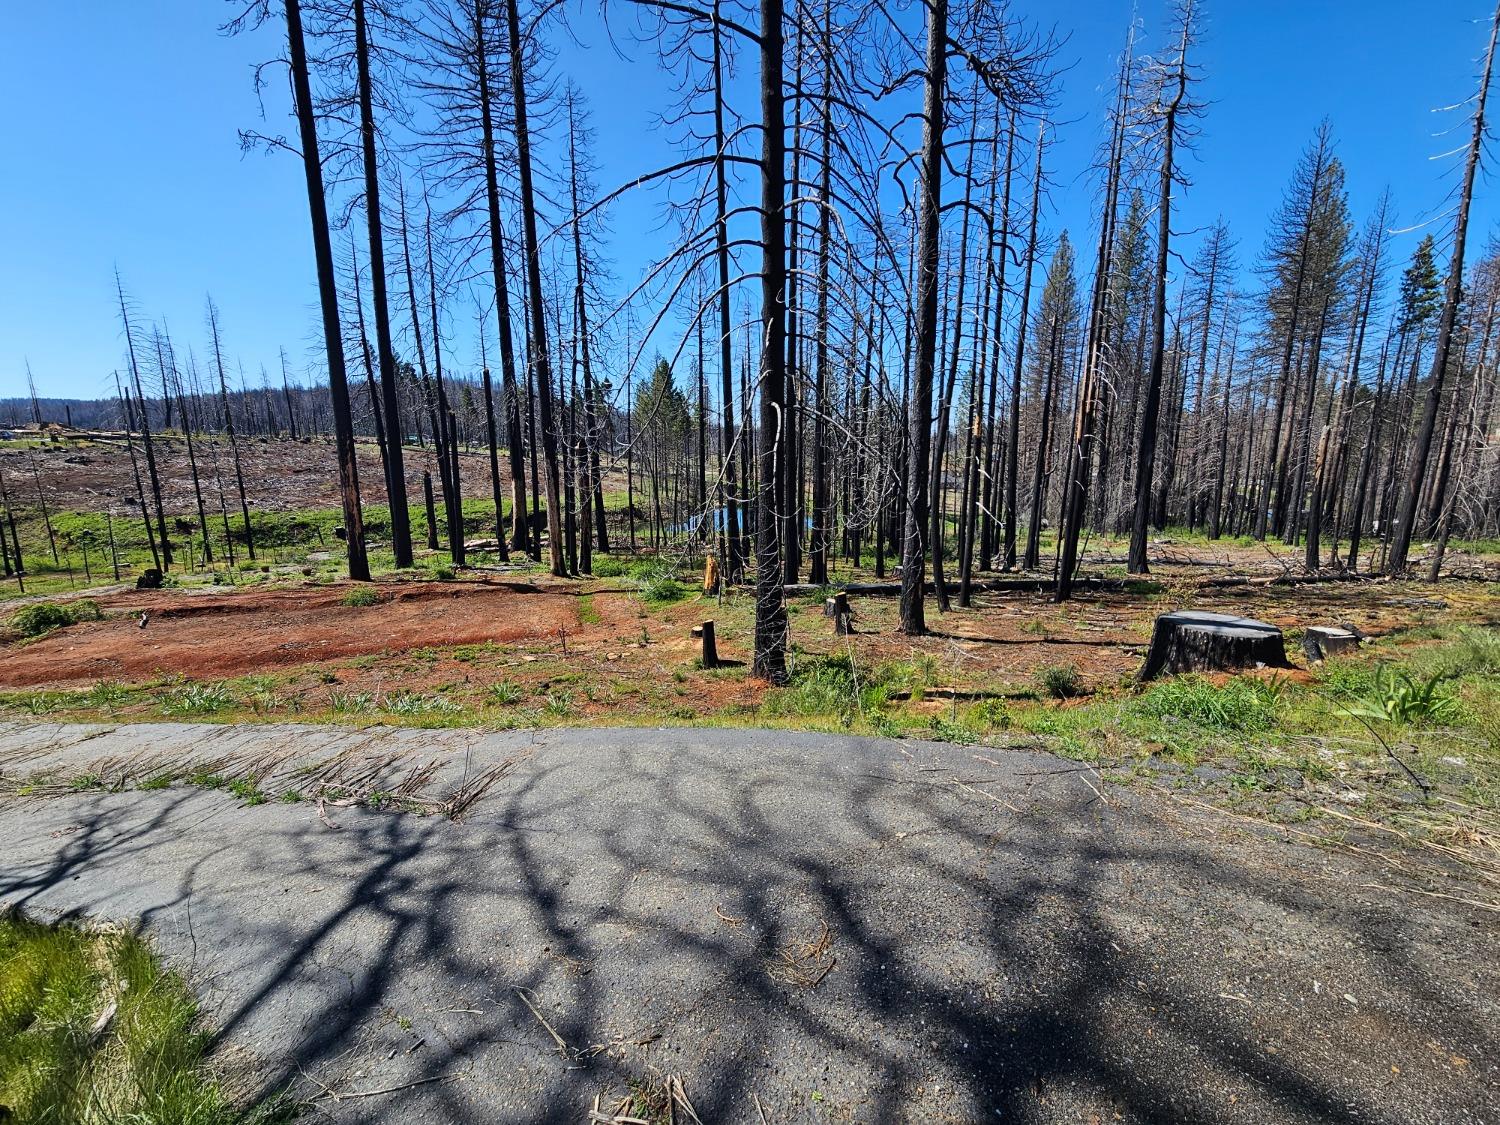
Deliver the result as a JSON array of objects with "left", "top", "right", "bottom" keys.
[
  {"left": 350, "top": 0, "right": 414, "bottom": 566},
  {"left": 1387, "top": 0, "right": 1500, "bottom": 574},
  {"left": 266, "top": 0, "right": 369, "bottom": 578},
  {"left": 1128, "top": 4, "right": 1193, "bottom": 575}
]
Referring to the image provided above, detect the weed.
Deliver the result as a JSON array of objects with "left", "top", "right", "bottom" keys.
[
  {"left": 1351, "top": 665, "right": 1460, "bottom": 725},
  {"left": 543, "top": 692, "right": 575, "bottom": 717},
  {"left": 385, "top": 692, "right": 464, "bottom": 716},
  {"left": 970, "top": 697, "right": 1013, "bottom": 730},
  {"left": 1318, "top": 661, "right": 1374, "bottom": 701},
  {"left": 1441, "top": 627, "right": 1500, "bottom": 678},
  {"left": 430, "top": 565, "right": 456, "bottom": 581},
  {"left": 139, "top": 774, "right": 175, "bottom": 791},
  {"left": 162, "top": 683, "right": 235, "bottom": 716},
  {"left": 69, "top": 773, "right": 103, "bottom": 792},
  {"left": 85, "top": 679, "right": 129, "bottom": 707},
  {"left": 927, "top": 716, "right": 977, "bottom": 744},
  {"left": 1040, "top": 663, "right": 1083, "bottom": 699},
  {"left": 489, "top": 680, "right": 525, "bottom": 705},
  {"left": 227, "top": 779, "right": 266, "bottom": 806},
  {"left": 764, "top": 654, "right": 863, "bottom": 723},
  {"left": 341, "top": 585, "right": 383, "bottom": 608},
  {"left": 329, "top": 691, "right": 377, "bottom": 714}
]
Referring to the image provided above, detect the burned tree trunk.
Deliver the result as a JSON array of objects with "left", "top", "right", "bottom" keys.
[{"left": 285, "top": 0, "right": 369, "bottom": 579}]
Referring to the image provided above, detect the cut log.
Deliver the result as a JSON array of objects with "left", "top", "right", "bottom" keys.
[
  {"left": 780, "top": 576, "right": 1120, "bottom": 597},
  {"left": 1302, "top": 625, "right": 1361, "bottom": 663},
  {"left": 691, "top": 620, "right": 719, "bottom": 668},
  {"left": 1136, "top": 611, "right": 1290, "bottom": 682}
]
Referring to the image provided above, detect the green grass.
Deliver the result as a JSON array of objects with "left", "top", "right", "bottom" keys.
[
  {"left": 340, "top": 586, "right": 382, "bottom": 608},
  {"left": 1130, "top": 675, "right": 1283, "bottom": 733},
  {"left": 0, "top": 910, "right": 293, "bottom": 1124},
  {"left": 576, "top": 594, "right": 602, "bottom": 625}
]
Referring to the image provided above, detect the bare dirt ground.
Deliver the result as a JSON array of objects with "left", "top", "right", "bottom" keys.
[
  {"left": 2, "top": 432, "right": 535, "bottom": 512},
  {"left": 0, "top": 579, "right": 592, "bottom": 687}
]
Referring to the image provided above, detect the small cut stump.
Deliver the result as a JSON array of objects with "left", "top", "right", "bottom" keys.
[
  {"left": 1137, "top": 611, "right": 1290, "bottom": 682},
  {"left": 1303, "top": 625, "right": 1361, "bottom": 663},
  {"left": 824, "top": 591, "right": 853, "bottom": 635},
  {"left": 691, "top": 620, "right": 719, "bottom": 668}
]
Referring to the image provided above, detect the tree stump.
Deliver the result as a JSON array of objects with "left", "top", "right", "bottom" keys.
[
  {"left": 135, "top": 568, "right": 163, "bottom": 590},
  {"left": 1136, "top": 611, "right": 1290, "bottom": 682},
  {"left": 692, "top": 621, "right": 719, "bottom": 668},
  {"left": 824, "top": 591, "right": 853, "bottom": 635},
  {"left": 1303, "top": 625, "right": 1361, "bottom": 663}
]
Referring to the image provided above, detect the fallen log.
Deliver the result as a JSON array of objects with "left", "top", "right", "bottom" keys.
[
  {"left": 781, "top": 576, "right": 1121, "bottom": 597},
  {"left": 1137, "top": 611, "right": 1291, "bottom": 682}
]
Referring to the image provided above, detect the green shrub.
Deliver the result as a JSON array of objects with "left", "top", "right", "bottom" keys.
[
  {"left": 10, "top": 600, "right": 102, "bottom": 638},
  {"left": 341, "top": 586, "right": 382, "bottom": 607},
  {"left": 591, "top": 555, "right": 632, "bottom": 578},
  {"left": 970, "top": 697, "right": 1012, "bottom": 730},
  {"left": 1040, "top": 663, "right": 1083, "bottom": 699},
  {"left": 638, "top": 567, "right": 689, "bottom": 606},
  {"left": 430, "top": 565, "right": 456, "bottom": 581},
  {"left": 1132, "top": 675, "right": 1281, "bottom": 733}
]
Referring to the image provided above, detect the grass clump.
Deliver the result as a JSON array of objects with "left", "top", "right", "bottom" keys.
[
  {"left": 10, "top": 599, "right": 103, "bottom": 638},
  {"left": 340, "top": 585, "right": 383, "bottom": 608},
  {"left": 161, "top": 684, "right": 235, "bottom": 717},
  {"left": 1132, "top": 674, "right": 1281, "bottom": 734},
  {"left": 1039, "top": 663, "right": 1083, "bottom": 700},
  {"left": 384, "top": 692, "right": 463, "bottom": 717},
  {"left": 762, "top": 653, "right": 894, "bottom": 726},
  {"left": 0, "top": 910, "right": 293, "bottom": 1124},
  {"left": 489, "top": 681, "right": 525, "bottom": 705}
]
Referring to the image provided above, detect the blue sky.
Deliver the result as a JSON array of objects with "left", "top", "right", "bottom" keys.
[{"left": 2, "top": 0, "right": 1495, "bottom": 401}]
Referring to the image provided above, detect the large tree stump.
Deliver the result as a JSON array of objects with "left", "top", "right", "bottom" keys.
[{"left": 1136, "top": 611, "right": 1290, "bottom": 682}]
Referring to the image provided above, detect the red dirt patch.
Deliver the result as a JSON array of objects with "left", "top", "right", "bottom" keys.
[{"left": 0, "top": 580, "right": 581, "bottom": 688}]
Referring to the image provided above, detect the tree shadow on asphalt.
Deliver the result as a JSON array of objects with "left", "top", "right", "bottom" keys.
[{"left": 2, "top": 732, "right": 1493, "bottom": 1123}]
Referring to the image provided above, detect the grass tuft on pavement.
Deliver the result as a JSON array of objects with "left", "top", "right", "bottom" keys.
[{"left": 0, "top": 910, "right": 293, "bottom": 1124}]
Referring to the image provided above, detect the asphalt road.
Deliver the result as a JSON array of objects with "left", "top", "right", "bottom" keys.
[{"left": 0, "top": 720, "right": 1494, "bottom": 1123}]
